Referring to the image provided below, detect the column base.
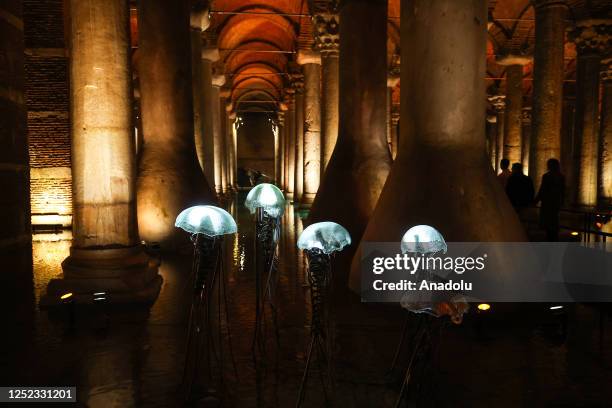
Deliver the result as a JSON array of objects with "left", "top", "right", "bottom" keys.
[{"left": 41, "top": 245, "right": 162, "bottom": 306}]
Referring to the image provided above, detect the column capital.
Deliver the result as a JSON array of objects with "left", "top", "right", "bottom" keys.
[
  {"left": 313, "top": 13, "right": 340, "bottom": 56},
  {"left": 391, "top": 110, "right": 400, "bottom": 126},
  {"left": 297, "top": 49, "right": 321, "bottom": 65},
  {"left": 190, "top": 7, "right": 210, "bottom": 32},
  {"left": 228, "top": 111, "right": 236, "bottom": 120},
  {"left": 569, "top": 19, "right": 612, "bottom": 56},
  {"left": 486, "top": 114, "right": 498, "bottom": 123},
  {"left": 387, "top": 72, "right": 400, "bottom": 88},
  {"left": 290, "top": 72, "right": 305, "bottom": 94},
  {"left": 488, "top": 94, "right": 506, "bottom": 112},
  {"left": 521, "top": 106, "right": 532, "bottom": 123},
  {"left": 212, "top": 73, "right": 226, "bottom": 87},
  {"left": 601, "top": 57, "right": 612, "bottom": 83}
]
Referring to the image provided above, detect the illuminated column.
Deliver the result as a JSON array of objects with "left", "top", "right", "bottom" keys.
[
  {"left": 227, "top": 111, "right": 237, "bottom": 191},
  {"left": 298, "top": 50, "right": 322, "bottom": 205},
  {"left": 600, "top": 58, "right": 612, "bottom": 206},
  {"left": 353, "top": 0, "right": 526, "bottom": 289},
  {"left": 200, "top": 45, "right": 219, "bottom": 189},
  {"left": 137, "top": 0, "right": 215, "bottom": 248},
  {"left": 190, "top": 9, "right": 210, "bottom": 180},
  {"left": 486, "top": 113, "right": 498, "bottom": 170},
  {"left": 391, "top": 110, "right": 400, "bottom": 160},
  {"left": 219, "top": 89, "right": 230, "bottom": 193},
  {"left": 276, "top": 110, "right": 286, "bottom": 185},
  {"left": 285, "top": 90, "right": 296, "bottom": 198},
  {"left": 0, "top": 0, "right": 31, "bottom": 270},
  {"left": 387, "top": 71, "right": 400, "bottom": 158},
  {"left": 521, "top": 107, "right": 532, "bottom": 175},
  {"left": 497, "top": 59, "right": 529, "bottom": 165},
  {"left": 489, "top": 94, "right": 506, "bottom": 173},
  {"left": 313, "top": 13, "right": 340, "bottom": 172},
  {"left": 530, "top": 0, "right": 567, "bottom": 191},
  {"left": 309, "top": 0, "right": 392, "bottom": 284},
  {"left": 211, "top": 74, "right": 225, "bottom": 193},
  {"left": 569, "top": 20, "right": 610, "bottom": 207},
  {"left": 55, "top": 0, "right": 162, "bottom": 302},
  {"left": 292, "top": 72, "right": 305, "bottom": 202}
]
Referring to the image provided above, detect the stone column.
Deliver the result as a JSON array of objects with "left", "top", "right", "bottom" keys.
[
  {"left": 190, "top": 9, "right": 210, "bottom": 180},
  {"left": 489, "top": 94, "right": 506, "bottom": 173},
  {"left": 391, "top": 110, "right": 400, "bottom": 160},
  {"left": 521, "top": 107, "right": 532, "bottom": 175},
  {"left": 200, "top": 45, "right": 219, "bottom": 189},
  {"left": 297, "top": 50, "right": 322, "bottom": 205},
  {"left": 353, "top": 0, "right": 526, "bottom": 290},
  {"left": 275, "top": 111, "right": 285, "bottom": 186},
  {"left": 530, "top": 0, "right": 567, "bottom": 191},
  {"left": 54, "top": 0, "right": 162, "bottom": 303},
  {"left": 0, "top": 0, "right": 31, "bottom": 271},
  {"left": 227, "top": 111, "right": 237, "bottom": 191},
  {"left": 211, "top": 74, "right": 225, "bottom": 193},
  {"left": 219, "top": 89, "right": 230, "bottom": 193},
  {"left": 292, "top": 73, "right": 305, "bottom": 202},
  {"left": 309, "top": 0, "right": 392, "bottom": 285},
  {"left": 569, "top": 20, "right": 610, "bottom": 207},
  {"left": 284, "top": 91, "right": 296, "bottom": 198},
  {"left": 387, "top": 71, "right": 400, "bottom": 158},
  {"left": 486, "top": 113, "right": 498, "bottom": 170},
  {"left": 600, "top": 58, "right": 612, "bottom": 206},
  {"left": 313, "top": 13, "right": 340, "bottom": 172},
  {"left": 497, "top": 60, "right": 529, "bottom": 165},
  {"left": 136, "top": 0, "right": 215, "bottom": 248}
]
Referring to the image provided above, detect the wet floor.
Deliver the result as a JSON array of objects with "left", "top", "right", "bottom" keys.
[{"left": 3, "top": 194, "right": 612, "bottom": 407}]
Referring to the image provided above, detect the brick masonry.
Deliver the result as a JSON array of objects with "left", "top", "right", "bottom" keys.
[{"left": 23, "top": 0, "right": 72, "bottom": 223}]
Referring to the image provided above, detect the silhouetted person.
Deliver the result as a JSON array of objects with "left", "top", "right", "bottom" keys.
[
  {"left": 535, "top": 158, "right": 565, "bottom": 241},
  {"left": 498, "top": 158, "right": 511, "bottom": 187},
  {"left": 506, "top": 163, "right": 534, "bottom": 214}
]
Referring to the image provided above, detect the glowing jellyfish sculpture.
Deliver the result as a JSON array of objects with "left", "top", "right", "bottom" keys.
[
  {"left": 296, "top": 222, "right": 351, "bottom": 407},
  {"left": 393, "top": 225, "right": 467, "bottom": 408},
  {"left": 244, "top": 183, "right": 286, "bottom": 357},
  {"left": 175, "top": 205, "right": 237, "bottom": 396}
]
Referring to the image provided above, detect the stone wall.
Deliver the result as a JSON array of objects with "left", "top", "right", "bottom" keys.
[{"left": 23, "top": 0, "right": 72, "bottom": 226}]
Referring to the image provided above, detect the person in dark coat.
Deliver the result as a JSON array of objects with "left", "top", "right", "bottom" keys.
[
  {"left": 505, "top": 163, "right": 534, "bottom": 214},
  {"left": 535, "top": 158, "right": 565, "bottom": 241}
]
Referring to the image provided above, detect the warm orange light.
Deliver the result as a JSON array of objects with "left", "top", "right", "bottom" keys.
[
  {"left": 571, "top": 231, "right": 579, "bottom": 236},
  {"left": 477, "top": 303, "right": 491, "bottom": 311},
  {"left": 60, "top": 292, "right": 73, "bottom": 300}
]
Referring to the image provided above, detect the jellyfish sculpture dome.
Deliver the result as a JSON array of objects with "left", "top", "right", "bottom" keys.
[
  {"left": 298, "top": 222, "right": 352, "bottom": 254},
  {"left": 175, "top": 205, "right": 237, "bottom": 237},
  {"left": 245, "top": 183, "right": 286, "bottom": 218},
  {"left": 400, "top": 225, "right": 447, "bottom": 255}
]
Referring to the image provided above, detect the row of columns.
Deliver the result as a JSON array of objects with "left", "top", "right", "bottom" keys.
[{"left": 488, "top": 6, "right": 612, "bottom": 208}]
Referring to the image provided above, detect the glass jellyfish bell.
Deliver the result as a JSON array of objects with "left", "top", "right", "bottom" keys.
[
  {"left": 175, "top": 205, "right": 237, "bottom": 237},
  {"left": 297, "top": 222, "right": 352, "bottom": 254},
  {"left": 401, "top": 225, "right": 447, "bottom": 255},
  {"left": 244, "top": 183, "right": 286, "bottom": 218}
]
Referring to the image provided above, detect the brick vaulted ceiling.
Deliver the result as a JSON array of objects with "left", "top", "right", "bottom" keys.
[{"left": 128, "top": 0, "right": 610, "bottom": 115}]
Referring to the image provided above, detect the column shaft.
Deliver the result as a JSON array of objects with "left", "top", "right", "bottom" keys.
[
  {"left": 137, "top": 0, "right": 215, "bottom": 246},
  {"left": 521, "top": 108, "right": 532, "bottom": 175},
  {"left": 600, "top": 63, "right": 612, "bottom": 206},
  {"left": 309, "top": 0, "right": 391, "bottom": 285},
  {"left": 503, "top": 64, "right": 523, "bottom": 164},
  {"left": 301, "top": 61, "right": 322, "bottom": 204},
  {"left": 321, "top": 54, "right": 339, "bottom": 171},
  {"left": 294, "top": 89, "right": 305, "bottom": 201},
  {"left": 573, "top": 54, "right": 600, "bottom": 207},
  {"left": 70, "top": 0, "right": 136, "bottom": 248},
  {"left": 211, "top": 84, "right": 223, "bottom": 193},
  {"left": 0, "top": 0, "right": 30, "bottom": 261},
  {"left": 285, "top": 102, "right": 296, "bottom": 197},
  {"left": 200, "top": 52, "right": 217, "bottom": 189},
  {"left": 530, "top": 0, "right": 567, "bottom": 191},
  {"left": 219, "top": 95, "right": 228, "bottom": 193},
  {"left": 191, "top": 29, "right": 206, "bottom": 176}
]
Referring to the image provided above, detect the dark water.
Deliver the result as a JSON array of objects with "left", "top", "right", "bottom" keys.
[{"left": 3, "top": 195, "right": 612, "bottom": 407}]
